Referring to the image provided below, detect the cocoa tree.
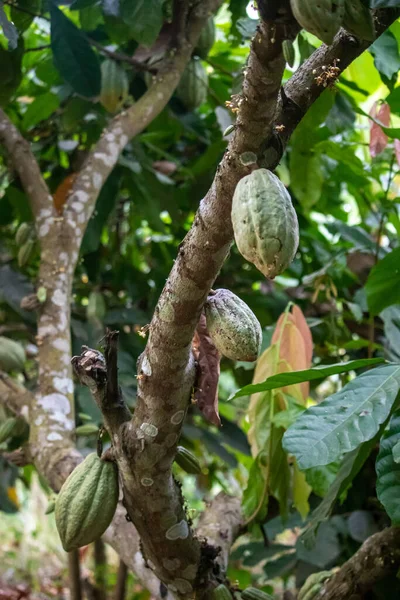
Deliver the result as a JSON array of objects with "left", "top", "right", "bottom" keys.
[{"left": 1, "top": 1, "right": 400, "bottom": 599}]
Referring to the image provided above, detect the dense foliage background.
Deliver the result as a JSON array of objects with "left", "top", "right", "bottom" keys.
[{"left": 1, "top": 0, "right": 400, "bottom": 598}]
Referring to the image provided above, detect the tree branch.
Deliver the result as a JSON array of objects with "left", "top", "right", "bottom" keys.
[
  {"left": 0, "top": 108, "right": 52, "bottom": 217},
  {"left": 313, "top": 526, "right": 400, "bottom": 600},
  {"left": 0, "top": 372, "right": 33, "bottom": 417},
  {"left": 268, "top": 8, "right": 400, "bottom": 167}
]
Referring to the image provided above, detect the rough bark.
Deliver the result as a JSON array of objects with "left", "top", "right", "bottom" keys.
[
  {"left": 1, "top": 2, "right": 399, "bottom": 598},
  {"left": 314, "top": 526, "right": 400, "bottom": 600}
]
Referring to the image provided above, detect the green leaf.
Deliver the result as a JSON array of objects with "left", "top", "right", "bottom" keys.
[
  {"left": 305, "top": 461, "right": 341, "bottom": 498},
  {"left": 50, "top": 3, "right": 101, "bottom": 98},
  {"left": 230, "top": 358, "right": 385, "bottom": 400},
  {"left": 22, "top": 92, "right": 60, "bottom": 130},
  {"left": 11, "top": 0, "right": 40, "bottom": 32},
  {"left": 242, "top": 451, "right": 268, "bottom": 522},
  {"left": 296, "top": 521, "right": 341, "bottom": 568},
  {"left": 365, "top": 247, "right": 400, "bottom": 315},
  {"left": 290, "top": 150, "right": 324, "bottom": 209},
  {"left": 120, "top": 0, "right": 164, "bottom": 47},
  {"left": 0, "top": 3, "right": 18, "bottom": 50},
  {"left": 282, "top": 365, "right": 400, "bottom": 470},
  {"left": 70, "top": 0, "right": 100, "bottom": 8},
  {"left": 300, "top": 435, "right": 380, "bottom": 548},
  {"left": 381, "top": 305, "right": 400, "bottom": 359},
  {"left": 376, "top": 410, "right": 400, "bottom": 523},
  {"left": 370, "top": 30, "right": 400, "bottom": 87},
  {"left": 393, "top": 440, "right": 400, "bottom": 464},
  {"left": 81, "top": 170, "right": 120, "bottom": 254}
]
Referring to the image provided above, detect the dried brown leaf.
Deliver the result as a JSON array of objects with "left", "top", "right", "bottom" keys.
[{"left": 192, "top": 313, "right": 221, "bottom": 427}]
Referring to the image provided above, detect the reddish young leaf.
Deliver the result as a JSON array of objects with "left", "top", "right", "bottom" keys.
[
  {"left": 192, "top": 313, "right": 221, "bottom": 427},
  {"left": 370, "top": 102, "right": 390, "bottom": 158}
]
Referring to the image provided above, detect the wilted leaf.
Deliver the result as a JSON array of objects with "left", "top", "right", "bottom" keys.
[{"left": 192, "top": 313, "right": 221, "bottom": 427}]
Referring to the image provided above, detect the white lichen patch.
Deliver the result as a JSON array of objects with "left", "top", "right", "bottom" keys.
[
  {"left": 39, "top": 223, "right": 50, "bottom": 238},
  {"left": 52, "top": 338, "right": 70, "bottom": 352},
  {"left": 38, "top": 323, "right": 57, "bottom": 338},
  {"left": 105, "top": 132, "right": 115, "bottom": 142},
  {"left": 141, "top": 355, "right": 152, "bottom": 376},
  {"left": 158, "top": 302, "right": 175, "bottom": 323},
  {"left": 174, "top": 579, "right": 193, "bottom": 594},
  {"left": 170, "top": 410, "right": 185, "bottom": 425},
  {"left": 181, "top": 564, "right": 197, "bottom": 580},
  {"left": 165, "top": 520, "right": 189, "bottom": 541},
  {"left": 53, "top": 377, "right": 73, "bottom": 395},
  {"left": 140, "top": 422, "right": 158, "bottom": 437},
  {"left": 52, "top": 289, "right": 66, "bottom": 307},
  {"left": 47, "top": 432, "right": 62, "bottom": 442},
  {"left": 162, "top": 558, "right": 181, "bottom": 571},
  {"left": 119, "top": 134, "right": 128, "bottom": 148},
  {"left": 37, "top": 393, "right": 73, "bottom": 430},
  {"left": 74, "top": 190, "right": 89, "bottom": 204},
  {"left": 141, "top": 477, "right": 154, "bottom": 487},
  {"left": 35, "top": 415, "right": 44, "bottom": 426},
  {"left": 92, "top": 172, "right": 103, "bottom": 189},
  {"left": 71, "top": 201, "right": 84, "bottom": 213}
]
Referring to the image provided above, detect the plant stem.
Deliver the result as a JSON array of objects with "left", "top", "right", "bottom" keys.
[
  {"left": 94, "top": 539, "right": 107, "bottom": 600},
  {"left": 68, "top": 550, "right": 83, "bottom": 600},
  {"left": 114, "top": 560, "right": 128, "bottom": 600}
]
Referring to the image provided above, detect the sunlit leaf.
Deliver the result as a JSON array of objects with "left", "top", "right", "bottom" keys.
[
  {"left": 230, "top": 358, "right": 385, "bottom": 400},
  {"left": 283, "top": 365, "right": 400, "bottom": 470}
]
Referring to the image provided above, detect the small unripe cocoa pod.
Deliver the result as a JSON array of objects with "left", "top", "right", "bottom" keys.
[
  {"left": 0, "top": 417, "right": 19, "bottom": 444},
  {"left": 18, "top": 238, "right": 35, "bottom": 267},
  {"left": 241, "top": 588, "right": 274, "bottom": 600},
  {"left": 282, "top": 39, "right": 295, "bottom": 67},
  {"left": 213, "top": 584, "right": 232, "bottom": 600},
  {"left": 75, "top": 424, "right": 99, "bottom": 436},
  {"left": 0, "top": 336, "right": 26, "bottom": 372},
  {"left": 204, "top": 289, "right": 262, "bottom": 362},
  {"left": 55, "top": 453, "right": 119, "bottom": 551},
  {"left": 175, "top": 446, "right": 202, "bottom": 474},
  {"left": 15, "top": 222, "right": 33, "bottom": 246}
]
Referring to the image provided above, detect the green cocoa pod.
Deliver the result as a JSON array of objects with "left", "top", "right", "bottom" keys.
[
  {"left": 75, "top": 424, "right": 99, "bottom": 436},
  {"left": 282, "top": 39, "right": 295, "bottom": 67},
  {"left": 18, "top": 238, "right": 35, "bottom": 267},
  {"left": 55, "top": 453, "right": 119, "bottom": 551},
  {"left": 241, "top": 588, "right": 274, "bottom": 600},
  {"left": 175, "top": 446, "right": 202, "bottom": 474},
  {"left": 86, "top": 291, "right": 106, "bottom": 321},
  {"left": 195, "top": 17, "right": 216, "bottom": 59},
  {"left": 100, "top": 59, "right": 129, "bottom": 113},
  {"left": 15, "top": 222, "right": 33, "bottom": 246},
  {"left": 0, "top": 417, "right": 19, "bottom": 444},
  {"left": 231, "top": 169, "right": 299, "bottom": 279},
  {"left": 204, "top": 289, "right": 262, "bottom": 362},
  {"left": 343, "top": 0, "right": 375, "bottom": 41},
  {"left": 0, "top": 336, "right": 26, "bottom": 372},
  {"left": 213, "top": 584, "right": 232, "bottom": 600},
  {"left": 290, "top": 0, "right": 345, "bottom": 45},
  {"left": 176, "top": 58, "right": 208, "bottom": 111}
]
